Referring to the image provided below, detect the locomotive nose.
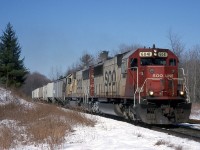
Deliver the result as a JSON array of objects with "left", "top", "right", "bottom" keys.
[{"left": 145, "top": 66, "right": 177, "bottom": 97}]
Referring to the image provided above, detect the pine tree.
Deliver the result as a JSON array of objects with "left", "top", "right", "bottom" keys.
[{"left": 0, "top": 23, "right": 28, "bottom": 87}]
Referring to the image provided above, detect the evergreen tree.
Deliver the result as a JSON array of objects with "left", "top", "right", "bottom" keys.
[{"left": 0, "top": 23, "right": 28, "bottom": 87}]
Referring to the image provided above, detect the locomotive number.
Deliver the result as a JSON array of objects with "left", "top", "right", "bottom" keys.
[
  {"left": 158, "top": 52, "right": 168, "bottom": 57},
  {"left": 139, "top": 52, "right": 152, "bottom": 57},
  {"left": 105, "top": 70, "right": 116, "bottom": 86}
]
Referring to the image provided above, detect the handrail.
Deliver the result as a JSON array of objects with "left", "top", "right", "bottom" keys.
[
  {"left": 138, "top": 78, "right": 161, "bottom": 104},
  {"left": 179, "top": 68, "right": 186, "bottom": 76},
  {"left": 83, "top": 85, "right": 89, "bottom": 103},
  {"left": 179, "top": 68, "right": 190, "bottom": 102},
  {"left": 127, "top": 67, "right": 138, "bottom": 106}
]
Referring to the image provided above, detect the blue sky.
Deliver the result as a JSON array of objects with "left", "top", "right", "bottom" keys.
[{"left": 1, "top": 0, "right": 200, "bottom": 77}]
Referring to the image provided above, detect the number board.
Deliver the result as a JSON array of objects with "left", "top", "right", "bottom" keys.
[
  {"left": 139, "top": 52, "right": 152, "bottom": 57},
  {"left": 158, "top": 52, "right": 168, "bottom": 57}
]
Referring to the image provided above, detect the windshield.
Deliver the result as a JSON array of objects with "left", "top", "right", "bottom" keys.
[{"left": 140, "top": 58, "right": 166, "bottom": 66}]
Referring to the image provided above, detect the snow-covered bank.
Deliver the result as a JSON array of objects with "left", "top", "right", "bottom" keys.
[{"left": 0, "top": 87, "right": 34, "bottom": 108}]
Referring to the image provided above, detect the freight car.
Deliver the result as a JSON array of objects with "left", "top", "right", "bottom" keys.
[
  {"left": 32, "top": 45, "right": 191, "bottom": 124},
  {"left": 32, "top": 77, "right": 66, "bottom": 103}
]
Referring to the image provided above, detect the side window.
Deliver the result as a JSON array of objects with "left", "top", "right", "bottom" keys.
[
  {"left": 131, "top": 58, "right": 137, "bottom": 68},
  {"left": 68, "top": 78, "right": 72, "bottom": 84},
  {"left": 121, "top": 59, "right": 127, "bottom": 74},
  {"left": 169, "top": 59, "right": 176, "bottom": 66},
  {"left": 82, "top": 69, "right": 89, "bottom": 80}
]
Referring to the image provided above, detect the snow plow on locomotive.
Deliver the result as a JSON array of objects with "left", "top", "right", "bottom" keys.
[{"left": 32, "top": 46, "right": 191, "bottom": 124}]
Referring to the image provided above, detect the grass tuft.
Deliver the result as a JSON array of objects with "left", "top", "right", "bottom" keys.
[
  {"left": 155, "top": 140, "right": 167, "bottom": 146},
  {"left": 155, "top": 139, "right": 183, "bottom": 150}
]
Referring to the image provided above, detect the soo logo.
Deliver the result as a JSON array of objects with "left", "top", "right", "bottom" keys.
[
  {"left": 153, "top": 74, "right": 163, "bottom": 78},
  {"left": 104, "top": 70, "right": 116, "bottom": 86},
  {"left": 153, "top": 74, "right": 174, "bottom": 78}
]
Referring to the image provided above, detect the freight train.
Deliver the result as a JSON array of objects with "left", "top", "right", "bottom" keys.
[{"left": 32, "top": 45, "right": 191, "bottom": 124}]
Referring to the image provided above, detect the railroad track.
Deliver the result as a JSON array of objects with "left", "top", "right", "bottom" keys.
[
  {"left": 149, "top": 124, "right": 200, "bottom": 143},
  {"left": 188, "top": 119, "right": 200, "bottom": 124}
]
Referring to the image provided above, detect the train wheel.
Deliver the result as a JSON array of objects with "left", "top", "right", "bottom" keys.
[
  {"left": 91, "top": 101, "right": 100, "bottom": 113},
  {"left": 128, "top": 106, "right": 137, "bottom": 121},
  {"left": 114, "top": 104, "right": 124, "bottom": 117}
]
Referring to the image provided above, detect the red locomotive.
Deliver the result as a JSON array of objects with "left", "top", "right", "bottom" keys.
[{"left": 123, "top": 45, "right": 191, "bottom": 124}]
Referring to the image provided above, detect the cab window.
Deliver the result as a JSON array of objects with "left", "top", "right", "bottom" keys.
[
  {"left": 169, "top": 59, "right": 176, "bottom": 66},
  {"left": 141, "top": 58, "right": 166, "bottom": 66},
  {"left": 68, "top": 78, "right": 72, "bottom": 84},
  {"left": 131, "top": 58, "right": 137, "bottom": 68},
  {"left": 141, "top": 58, "right": 152, "bottom": 66}
]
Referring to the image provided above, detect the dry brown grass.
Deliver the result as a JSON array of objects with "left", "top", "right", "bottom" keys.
[
  {"left": 155, "top": 140, "right": 183, "bottom": 150},
  {"left": 0, "top": 126, "right": 13, "bottom": 149},
  {"left": 0, "top": 101, "right": 96, "bottom": 149}
]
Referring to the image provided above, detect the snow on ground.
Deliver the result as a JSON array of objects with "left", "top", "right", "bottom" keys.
[
  {"left": 0, "top": 87, "right": 14, "bottom": 104},
  {"left": 0, "top": 87, "right": 34, "bottom": 108},
  {"left": 190, "top": 113, "right": 200, "bottom": 120},
  {"left": 1, "top": 87, "right": 200, "bottom": 150},
  {"left": 190, "top": 107, "right": 200, "bottom": 120},
  {"left": 62, "top": 114, "right": 200, "bottom": 150}
]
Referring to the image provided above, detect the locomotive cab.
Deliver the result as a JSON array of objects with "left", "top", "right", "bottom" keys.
[
  {"left": 138, "top": 51, "right": 179, "bottom": 98},
  {"left": 127, "top": 47, "right": 191, "bottom": 124}
]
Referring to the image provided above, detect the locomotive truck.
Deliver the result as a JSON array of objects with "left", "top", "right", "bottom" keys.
[{"left": 32, "top": 45, "right": 191, "bottom": 124}]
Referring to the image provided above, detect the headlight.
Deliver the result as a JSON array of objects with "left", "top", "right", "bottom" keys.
[
  {"left": 149, "top": 68, "right": 154, "bottom": 74},
  {"left": 149, "top": 91, "right": 154, "bottom": 96},
  {"left": 179, "top": 91, "right": 184, "bottom": 96}
]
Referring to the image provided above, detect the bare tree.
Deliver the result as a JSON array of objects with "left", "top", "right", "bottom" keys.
[
  {"left": 65, "top": 62, "right": 79, "bottom": 76},
  {"left": 182, "top": 45, "right": 200, "bottom": 102},
  {"left": 167, "top": 30, "right": 185, "bottom": 60},
  {"left": 79, "top": 51, "right": 94, "bottom": 68},
  {"left": 118, "top": 44, "right": 142, "bottom": 53},
  {"left": 109, "top": 44, "right": 142, "bottom": 57},
  {"left": 49, "top": 66, "right": 64, "bottom": 81}
]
